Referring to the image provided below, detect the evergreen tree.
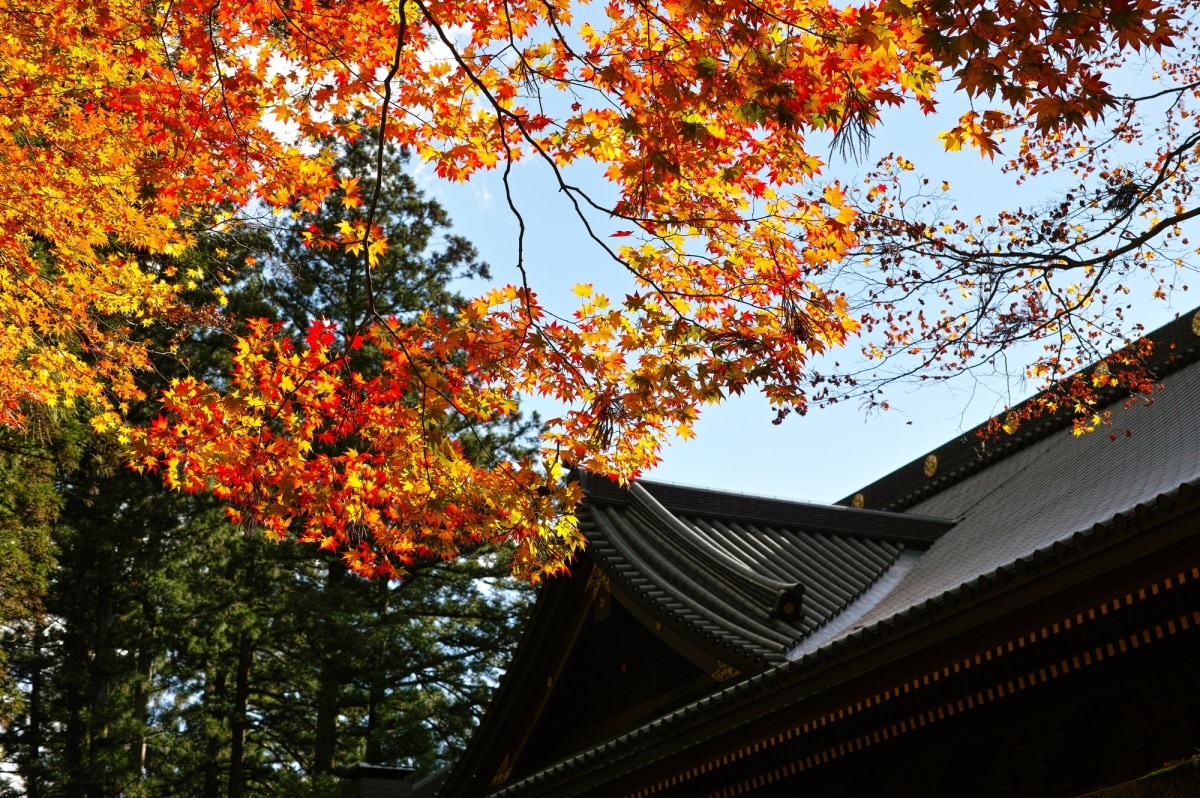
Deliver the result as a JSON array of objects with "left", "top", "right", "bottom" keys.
[
  {"left": 229, "top": 132, "right": 537, "bottom": 782},
  {"left": 0, "top": 413, "right": 82, "bottom": 798},
  {"left": 0, "top": 137, "right": 534, "bottom": 795}
]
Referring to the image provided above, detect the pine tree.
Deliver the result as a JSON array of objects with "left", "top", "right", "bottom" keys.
[
  {"left": 0, "top": 135, "right": 534, "bottom": 795},
  {"left": 221, "top": 132, "right": 537, "bottom": 782},
  {"left": 0, "top": 413, "right": 83, "bottom": 798}
]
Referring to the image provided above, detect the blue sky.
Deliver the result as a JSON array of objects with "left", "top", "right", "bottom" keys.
[{"left": 413, "top": 96, "right": 1191, "bottom": 504}]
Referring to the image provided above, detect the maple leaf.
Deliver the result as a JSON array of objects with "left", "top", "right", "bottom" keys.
[
  {"left": 0, "top": 0, "right": 1187, "bottom": 580},
  {"left": 340, "top": 176, "right": 364, "bottom": 209}
]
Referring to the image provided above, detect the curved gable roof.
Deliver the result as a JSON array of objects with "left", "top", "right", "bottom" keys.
[
  {"left": 580, "top": 475, "right": 954, "bottom": 665},
  {"left": 447, "top": 311, "right": 1200, "bottom": 798}
]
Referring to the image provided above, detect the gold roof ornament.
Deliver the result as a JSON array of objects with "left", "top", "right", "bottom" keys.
[
  {"left": 489, "top": 755, "right": 513, "bottom": 787},
  {"left": 711, "top": 660, "right": 741, "bottom": 682},
  {"left": 924, "top": 454, "right": 939, "bottom": 478},
  {"left": 1002, "top": 411, "right": 1021, "bottom": 435},
  {"left": 585, "top": 567, "right": 611, "bottom": 599}
]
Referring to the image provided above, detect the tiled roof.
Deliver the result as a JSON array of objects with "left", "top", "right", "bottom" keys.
[
  {"left": 489, "top": 460, "right": 1200, "bottom": 797},
  {"left": 844, "top": 310, "right": 1200, "bottom": 515},
  {"left": 488, "top": 478, "right": 1200, "bottom": 797},
  {"left": 833, "top": 337, "right": 1200, "bottom": 641},
  {"left": 829, "top": 310, "right": 1200, "bottom": 641},
  {"left": 474, "top": 311, "right": 1200, "bottom": 797},
  {"left": 579, "top": 476, "right": 954, "bottom": 664}
]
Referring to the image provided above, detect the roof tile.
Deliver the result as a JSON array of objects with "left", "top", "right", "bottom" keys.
[{"left": 580, "top": 476, "right": 953, "bottom": 664}]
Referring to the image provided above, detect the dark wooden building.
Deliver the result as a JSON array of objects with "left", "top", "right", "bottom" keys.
[{"left": 437, "top": 311, "right": 1200, "bottom": 798}]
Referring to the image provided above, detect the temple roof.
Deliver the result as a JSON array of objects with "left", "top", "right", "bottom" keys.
[
  {"left": 443, "top": 309, "right": 1200, "bottom": 798},
  {"left": 579, "top": 475, "right": 953, "bottom": 665},
  {"left": 834, "top": 310, "right": 1200, "bottom": 640}
]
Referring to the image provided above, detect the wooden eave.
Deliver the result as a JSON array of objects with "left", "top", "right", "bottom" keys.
[
  {"left": 438, "top": 556, "right": 601, "bottom": 797},
  {"left": 484, "top": 479, "right": 1200, "bottom": 797}
]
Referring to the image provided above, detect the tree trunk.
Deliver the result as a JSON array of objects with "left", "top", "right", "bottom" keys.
[
  {"left": 202, "top": 660, "right": 228, "bottom": 798},
  {"left": 313, "top": 560, "right": 344, "bottom": 774},
  {"left": 364, "top": 578, "right": 391, "bottom": 764},
  {"left": 228, "top": 634, "right": 252, "bottom": 798},
  {"left": 24, "top": 632, "right": 45, "bottom": 798},
  {"left": 84, "top": 594, "right": 115, "bottom": 798},
  {"left": 313, "top": 656, "right": 339, "bottom": 773},
  {"left": 62, "top": 619, "right": 88, "bottom": 798},
  {"left": 131, "top": 641, "right": 153, "bottom": 783},
  {"left": 364, "top": 672, "right": 387, "bottom": 764}
]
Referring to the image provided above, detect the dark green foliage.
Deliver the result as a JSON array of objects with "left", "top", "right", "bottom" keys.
[
  {"left": 0, "top": 139, "right": 534, "bottom": 795},
  {"left": 266, "top": 134, "right": 490, "bottom": 335},
  {"left": 0, "top": 412, "right": 83, "bottom": 797}
]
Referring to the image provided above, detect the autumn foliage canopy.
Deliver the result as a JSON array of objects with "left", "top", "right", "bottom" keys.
[{"left": 1, "top": 0, "right": 1192, "bottom": 577}]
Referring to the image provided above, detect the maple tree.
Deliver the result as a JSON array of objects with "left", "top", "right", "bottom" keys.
[
  {"left": 0, "top": 0, "right": 1193, "bottom": 577},
  {"left": 0, "top": 145, "right": 533, "bottom": 794}
]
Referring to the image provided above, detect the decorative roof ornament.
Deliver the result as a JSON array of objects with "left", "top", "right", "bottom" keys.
[
  {"left": 489, "top": 754, "right": 513, "bottom": 787},
  {"left": 585, "top": 567, "right": 610, "bottom": 600},
  {"left": 1002, "top": 411, "right": 1021, "bottom": 435},
  {"left": 711, "top": 661, "right": 741, "bottom": 682}
]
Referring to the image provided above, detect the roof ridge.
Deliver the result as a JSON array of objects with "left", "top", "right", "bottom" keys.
[
  {"left": 626, "top": 483, "right": 806, "bottom": 620},
  {"left": 488, "top": 477, "right": 1200, "bottom": 798},
  {"left": 588, "top": 505, "right": 796, "bottom": 655},
  {"left": 578, "top": 472, "right": 954, "bottom": 546},
  {"left": 843, "top": 310, "right": 1200, "bottom": 513}
]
